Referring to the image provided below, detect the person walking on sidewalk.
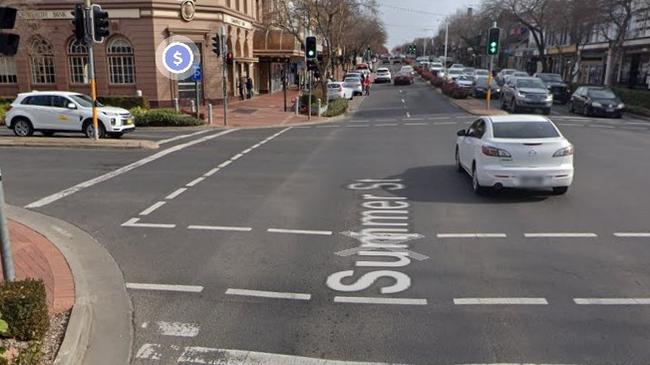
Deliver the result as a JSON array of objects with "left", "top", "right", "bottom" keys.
[
  {"left": 246, "top": 77, "right": 254, "bottom": 99},
  {"left": 364, "top": 74, "right": 371, "bottom": 95},
  {"left": 238, "top": 77, "right": 246, "bottom": 101}
]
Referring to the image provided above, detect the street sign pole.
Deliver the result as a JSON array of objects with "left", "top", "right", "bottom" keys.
[
  {"left": 84, "top": 0, "right": 98, "bottom": 140},
  {"left": 221, "top": 25, "right": 228, "bottom": 126},
  {"left": 0, "top": 169, "right": 15, "bottom": 281}
]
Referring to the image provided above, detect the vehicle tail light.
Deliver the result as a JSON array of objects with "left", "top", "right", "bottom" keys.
[
  {"left": 553, "top": 145, "right": 574, "bottom": 157},
  {"left": 482, "top": 145, "right": 512, "bottom": 158}
]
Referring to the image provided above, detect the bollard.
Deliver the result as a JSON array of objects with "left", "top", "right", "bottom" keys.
[
  {"left": 208, "top": 103, "right": 213, "bottom": 124},
  {"left": 173, "top": 98, "right": 180, "bottom": 112},
  {"left": 318, "top": 98, "right": 322, "bottom": 117},
  {"left": 295, "top": 96, "right": 300, "bottom": 116},
  {"left": 0, "top": 169, "right": 15, "bottom": 281},
  {"left": 190, "top": 100, "right": 196, "bottom": 113}
]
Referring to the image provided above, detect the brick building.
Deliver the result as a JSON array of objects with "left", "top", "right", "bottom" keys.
[{"left": 0, "top": 0, "right": 301, "bottom": 107}]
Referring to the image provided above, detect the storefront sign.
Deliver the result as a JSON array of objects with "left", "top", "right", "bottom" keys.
[
  {"left": 222, "top": 14, "right": 252, "bottom": 30},
  {"left": 19, "top": 9, "right": 140, "bottom": 20}
]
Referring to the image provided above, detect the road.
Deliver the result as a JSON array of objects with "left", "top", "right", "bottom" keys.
[{"left": 2, "top": 71, "right": 650, "bottom": 365}]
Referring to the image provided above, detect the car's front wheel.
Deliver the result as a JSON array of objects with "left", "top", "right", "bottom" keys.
[
  {"left": 13, "top": 118, "right": 34, "bottom": 137},
  {"left": 84, "top": 121, "right": 106, "bottom": 139}
]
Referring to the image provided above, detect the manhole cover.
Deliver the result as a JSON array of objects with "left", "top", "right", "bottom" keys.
[{"left": 232, "top": 108, "right": 257, "bottom": 114}]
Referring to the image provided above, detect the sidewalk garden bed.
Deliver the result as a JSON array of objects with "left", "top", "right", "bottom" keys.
[
  {"left": 129, "top": 107, "right": 204, "bottom": 127},
  {"left": 323, "top": 99, "right": 348, "bottom": 117},
  {"left": 0, "top": 279, "right": 68, "bottom": 365}
]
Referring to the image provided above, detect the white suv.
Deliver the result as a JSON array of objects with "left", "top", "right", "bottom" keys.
[{"left": 5, "top": 91, "right": 135, "bottom": 138}]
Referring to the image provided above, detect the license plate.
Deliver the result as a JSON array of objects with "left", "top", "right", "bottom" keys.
[
  {"left": 520, "top": 176, "right": 544, "bottom": 186},
  {"left": 606, "top": 108, "right": 614, "bottom": 112},
  {"left": 126, "top": 118, "right": 134, "bottom": 125}
]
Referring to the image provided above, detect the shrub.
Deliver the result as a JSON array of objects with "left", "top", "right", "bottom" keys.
[
  {"left": 421, "top": 70, "right": 434, "bottom": 81},
  {"left": 612, "top": 87, "right": 650, "bottom": 110},
  {"left": 0, "top": 103, "right": 11, "bottom": 126},
  {"left": 431, "top": 76, "right": 444, "bottom": 88},
  {"left": 323, "top": 98, "right": 348, "bottom": 117},
  {"left": 129, "top": 107, "right": 203, "bottom": 127},
  {"left": 15, "top": 341, "right": 42, "bottom": 365},
  {"left": 98, "top": 96, "right": 149, "bottom": 109},
  {"left": 442, "top": 82, "right": 470, "bottom": 99},
  {"left": 0, "top": 280, "right": 49, "bottom": 342}
]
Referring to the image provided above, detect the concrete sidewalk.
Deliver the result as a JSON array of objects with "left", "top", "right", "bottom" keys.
[{"left": 0, "top": 137, "right": 159, "bottom": 149}]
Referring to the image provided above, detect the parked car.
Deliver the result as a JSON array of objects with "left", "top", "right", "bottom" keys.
[
  {"left": 534, "top": 73, "right": 570, "bottom": 104},
  {"left": 327, "top": 82, "right": 353, "bottom": 100},
  {"left": 568, "top": 86, "right": 625, "bottom": 118},
  {"left": 343, "top": 76, "right": 364, "bottom": 95},
  {"left": 474, "top": 69, "right": 490, "bottom": 80},
  {"left": 400, "top": 65, "right": 415, "bottom": 76},
  {"left": 454, "top": 75, "right": 475, "bottom": 89},
  {"left": 463, "top": 68, "right": 476, "bottom": 78},
  {"left": 513, "top": 71, "right": 529, "bottom": 78},
  {"left": 5, "top": 91, "right": 135, "bottom": 138},
  {"left": 445, "top": 68, "right": 465, "bottom": 81},
  {"left": 393, "top": 71, "right": 414, "bottom": 85},
  {"left": 473, "top": 76, "right": 500, "bottom": 99},
  {"left": 429, "top": 62, "right": 444, "bottom": 75},
  {"left": 375, "top": 68, "right": 392, "bottom": 83},
  {"left": 356, "top": 63, "right": 371, "bottom": 72},
  {"left": 501, "top": 77, "right": 553, "bottom": 115},
  {"left": 455, "top": 115, "right": 574, "bottom": 195},
  {"left": 496, "top": 68, "right": 517, "bottom": 85},
  {"left": 449, "top": 64, "right": 465, "bottom": 70}
]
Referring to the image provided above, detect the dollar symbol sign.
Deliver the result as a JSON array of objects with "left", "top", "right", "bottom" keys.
[{"left": 173, "top": 50, "right": 183, "bottom": 67}]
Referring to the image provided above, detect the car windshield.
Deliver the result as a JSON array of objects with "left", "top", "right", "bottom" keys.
[
  {"left": 457, "top": 76, "right": 471, "bottom": 81},
  {"left": 492, "top": 121, "right": 560, "bottom": 139},
  {"left": 539, "top": 74, "right": 563, "bottom": 82},
  {"left": 70, "top": 94, "right": 103, "bottom": 108},
  {"left": 476, "top": 70, "right": 489, "bottom": 75},
  {"left": 476, "top": 77, "right": 496, "bottom": 87},
  {"left": 588, "top": 89, "right": 617, "bottom": 99},
  {"left": 449, "top": 70, "right": 462, "bottom": 74},
  {"left": 431, "top": 63, "right": 442, "bottom": 67},
  {"left": 516, "top": 79, "right": 546, "bottom": 89},
  {"left": 344, "top": 78, "right": 360, "bottom": 83}
]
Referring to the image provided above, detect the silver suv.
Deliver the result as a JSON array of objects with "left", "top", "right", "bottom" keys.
[{"left": 500, "top": 77, "right": 553, "bottom": 115}]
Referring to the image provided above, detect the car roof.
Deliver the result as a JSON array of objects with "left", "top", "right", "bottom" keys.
[
  {"left": 486, "top": 115, "right": 552, "bottom": 124},
  {"left": 377, "top": 68, "right": 389, "bottom": 71},
  {"left": 18, "top": 91, "right": 81, "bottom": 97}
]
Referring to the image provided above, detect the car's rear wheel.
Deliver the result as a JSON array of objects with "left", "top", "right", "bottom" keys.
[
  {"left": 472, "top": 163, "right": 486, "bottom": 195},
  {"left": 583, "top": 105, "right": 591, "bottom": 117},
  {"left": 553, "top": 186, "right": 569, "bottom": 195},
  {"left": 83, "top": 121, "right": 106, "bottom": 139},
  {"left": 13, "top": 118, "right": 34, "bottom": 137}
]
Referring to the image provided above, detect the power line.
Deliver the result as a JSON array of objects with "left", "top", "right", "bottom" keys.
[{"left": 379, "top": 4, "right": 447, "bottom": 17}]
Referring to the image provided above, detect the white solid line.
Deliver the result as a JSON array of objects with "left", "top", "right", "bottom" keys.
[
  {"left": 157, "top": 129, "right": 212, "bottom": 145},
  {"left": 588, "top": 124, "right": 615, "bottom": 129},
  {"left": 139, "top": 201, "right": 166, "bottom": 216},
  {"left": 625, "top": 121, "right": 650, "bottom": 126},
  {"left": 408, "top": 117, "right": 424, "bottom": 121},
  {"left": 404, "top": 122, "right": 428, "bottom": 126},
  {"left": 225, "top": 288, "right": 311, "bottom": 300},
  {"left": 25, "top": 129, "right": 238, "bottom": 208},
  {"left": 188, "top": 225, "right": 252, "bottom": 232},
  {"left": 121, "top": 218, "right": 176, "bottom": 229},
  {"left": 218, "top": 160, "right": 232, "bottom": 168},
  {"left": 574, "top": 298, "right": 650, "bottom": 305},
  {"left": 454, "top": 298, "right": 548, "bottom": 305},
  {"left": 346, "top": 124, "right": 370, "bottom": 128},
  {"left": 558, "top": 123, "right": 584, "bottom": 127},
  {"left": 437, "top": 233, "right": 507, "bottom": 238},
  {"left": 267, "top": 228, "right": 333, "bottom": 236},
  {"left": 524, "top": 233, "right": 597, "bottom": 238},
  {"left": 186, "top": 176, "right": 205, "bottom": 187},
  {"left": 241, "top": 148, "right": 253, "bottom": 154},
  {"left": 614, "top": 232, "right": 650, "bottom": 238},
  {"left": 230, "top": 153, "right": 244, "bottom": 160},
  {"left": 203, "top": 168, "right": 220, "bottom": 177},
  {"left": 135, "top": 343, "right": 162, "bottom": 360},
  {"left": 251, "top": 143, "right": 263, "bottom": 148},
  {"left": 334, "top": 296, "right": 427, "bottom": 305},
  {"left": 457, "top": 363, "right": 581, "bottom": 365},
  {"left": 575, "top": 298, "right": 650, "bottom": 305},
  {"left": 126, "top": 283, "right": 204, "bottom": 293},
  {"left": 316, "top": 125, "right": 338, "bottom": 128},
  {"left": 155, "top": 321, "right": 200, "bottom": 337},
  {"left": 165, "top": 188, "right": 187, "bottom": 200},
  {"left": 376, "top": 123, "right": 399, "bottom": 127},
  {"left": 433, "top": 121, "right": 457, "bottom": 125}
]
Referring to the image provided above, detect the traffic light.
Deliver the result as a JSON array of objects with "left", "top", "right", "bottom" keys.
[
  {"left": 307, "top": 59, "right": 317, "bottom": 71},
  {"left": 212, "top": 35, "right": 221, "bottom": 56},
  {"left": 0, "top": 7, "right": 19, "bottom": 56},
  {"left": 92, "top": 4, "right": 110, "bottom": 43},
  {"left": 226, "top": 51, "right": 234, "bottom": 65},
  {"left": 306, "top": 36, "right": 317, "bottom": 60},
  {"left": 71, "top": 4, "right": 86, "bottom": 43},
  {"left": 487, "top": 27, "right": 500, "bottom": 56}
]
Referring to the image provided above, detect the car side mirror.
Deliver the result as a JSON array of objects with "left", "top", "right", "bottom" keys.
[
  {"left": 67, "top": 103, "right": 77, "bottom": 110},
  {"left": 457, "top": 129, "right": 466, "bottom": 136}
]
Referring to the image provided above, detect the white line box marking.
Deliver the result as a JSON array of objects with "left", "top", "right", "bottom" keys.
[
  {"left": 188, "top": 225, "right": 253, "bottom": 232},
  {"left": 126, "top": 283, "right": 204, "bottom": 293},
  {"left": 334, "top": 296, "right": 427, "bottom": 306},
  {"left": 176, "top": 347, "right": 403, "bottom": 364},
  {"left": 155, "top": 321, "right": 200, "bottom": 337},
  {"left": 121, "top": 218, "right": 176, "bottom": 229},
  {"left": 574, "top": 298, "right": 650, "bottom": 305},
  {"left": 267, "top": 228, "right": 333, "bottom": 236},
  {"left": 139, "top": 201, "right": 166, "bottom": 216},
  {"left": 226, "top": 288, "right": 311, "bottom": 301},
  {"left": 454, "top": 298, "right": 548, "bottom": 305},
  {"left": 135, "top": 343, "right": 163, "bottom": 360},
  {"left": 524, "top": 233, "right": 597, "bottom": 238}
]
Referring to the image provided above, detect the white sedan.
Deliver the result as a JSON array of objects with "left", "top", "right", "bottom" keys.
[
  {"left": 327, "top": 82, "right": 353, "bottom": 100},
  {"left": 455, "top": 115, "right": 574, "bottom": 195}
]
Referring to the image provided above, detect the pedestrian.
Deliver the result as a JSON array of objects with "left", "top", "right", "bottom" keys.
[
  {"left": 246, "top": 77, "right": 254, "bottom": 99},
  {"left": 238, "top": 77, "right": 245, "bottom": 101},
  {"left": 364, "top": 74, "right": 370, "bottom": 95}
]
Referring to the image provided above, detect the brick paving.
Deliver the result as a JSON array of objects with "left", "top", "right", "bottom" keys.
[{"left": 0, "top": 220, "right": 75, "bottom": 314}]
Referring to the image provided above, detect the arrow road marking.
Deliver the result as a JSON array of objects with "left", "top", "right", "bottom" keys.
[{"left": 336, "top": 231, "right": 429, "bottom": 261}]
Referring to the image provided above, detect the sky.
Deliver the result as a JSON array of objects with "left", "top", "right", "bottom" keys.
[{"left": 377, "top": 0, "right": 480, "bottom": 49}]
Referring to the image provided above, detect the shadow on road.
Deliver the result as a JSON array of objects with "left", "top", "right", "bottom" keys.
[{"left": 382, "top": 164, "right": 552, "bottom": 204}]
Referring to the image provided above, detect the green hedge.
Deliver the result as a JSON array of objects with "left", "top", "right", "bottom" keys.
[
  {"left": 611, "top": 87, "right": 650, "bottom": 110},
  {"left": 0, "top": 103, "right": 11, "bottom": 126},
  {"left": 0, "top": 279, "right": 49, "bottom": 342},
  {"left": 98, "top": 96, "right": 149, "bottom": 109},
  {"left": 129, "top": 107, "right": 203, "bottom": 127},
  {"left": 323, "top": 99, "right": 348, "bottom": 117}
]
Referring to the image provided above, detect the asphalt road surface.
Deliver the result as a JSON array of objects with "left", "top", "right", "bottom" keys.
[{"left": 2, "top": 74, "right": 650, "bottom": 365}]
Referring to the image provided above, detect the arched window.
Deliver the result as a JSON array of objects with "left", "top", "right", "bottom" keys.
[
  {"left": 0, "top": 56, "right": 17, "bottom": 84},
  {"left": 68, "top": 39, "right": 88, "bottom": 84},
  {"left": 30, "top": 37, "right": 56, "bottom": 84},
  {"left": 107, "top": 37, "right": 135, "bottom": 84}
]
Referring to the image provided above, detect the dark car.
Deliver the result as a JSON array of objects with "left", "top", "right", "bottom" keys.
[
  {"left": 393, "top": 71, "right": 413, "bottom": 85},
  {"left": 473, "top": 76, "right": 500, "bottom": 99},
  {"left": 534, "top": 73, "right": 570, "bottom": 104},
  {"left": 569, "top": 86, "right": 625, "bottom": 118}
]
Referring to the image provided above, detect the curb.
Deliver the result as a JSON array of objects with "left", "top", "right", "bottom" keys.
[
  {"left": 0, "top": 138, "right": 158, "bottom": 150},
  {"left": 6, "top": 205, "right": 132, "bottom": 365}
]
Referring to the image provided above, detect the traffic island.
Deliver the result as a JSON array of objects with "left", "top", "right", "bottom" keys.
[
  {"left": 0, "top": 137, "right": 158, "bottom": 149},
  {"left": 440, "top": 91, "right": 509, "bottom": 116}
]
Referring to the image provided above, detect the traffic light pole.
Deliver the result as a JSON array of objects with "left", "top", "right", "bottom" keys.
[
  {"left": 486, "top": 22, "right": 498, "bottom": 110},
  {"left": 84, "top": 0, "right": 99, "bottom": 140},
  {"left": 221, "top": 26, "right": 228, "bottom": 126}
]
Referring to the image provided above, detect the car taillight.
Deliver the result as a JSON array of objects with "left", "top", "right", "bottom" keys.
[
  {"left": 553, "top": 145, "right": 574, "bottom": 157},
  {"left": 482, "top": 145, "right": 512, "bottom": 158}
]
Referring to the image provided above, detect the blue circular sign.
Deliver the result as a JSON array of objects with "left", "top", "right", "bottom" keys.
[{"left": 162, "top": 42, "right": 194, "bottom": 74}]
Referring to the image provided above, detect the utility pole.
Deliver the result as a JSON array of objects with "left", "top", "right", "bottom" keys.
[
  {"left": 444, "top": 21, "right": 449, "bottom": 75},
  {"left": 221, "top": 25, "right": 228, "bottom": 126}
]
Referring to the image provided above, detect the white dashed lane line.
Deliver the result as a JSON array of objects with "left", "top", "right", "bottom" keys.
[
  {"left": 376, "top": 123, "right": 399, "bottom": 127},
  {"left": 614, "top": 232, "right": 650, "bottom": 238},
  {"left": 185, "top": 177, "right": 205, "bottom": 187},
  {"left": 437, "top": 233, "right": 507, "bottom": 239},
  {"left": 574, "top": 298, "right": 650, "bottom": 305},
  {"left": 334, "top": 296, "right": 427, "bottom": 306},
  {"left": 524, "top": 233, "right": 598, "bottom": 238},
  {"left": 126, "top": 283, "right": 204, "bottom": 293},
  {"left": 139, "top": 201, "right": 166, "bottom": 216},
  {"left": 454, "top": 298, "right": 549, "bottom": 305},
  {"left": 165, "top": 188, "right": 187, "bottom": 200},
  {"left": 121, "top": 218, "right": 176, "bottom": 229},
  {"left": 188, "top": 225, "right": 253, "bottom": 232},
  {"left": 267, "top": 228, "right": 333, "bottom": 236},
  {"left": 225, "top": 288, "right": 311, "bottom": 301}
]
